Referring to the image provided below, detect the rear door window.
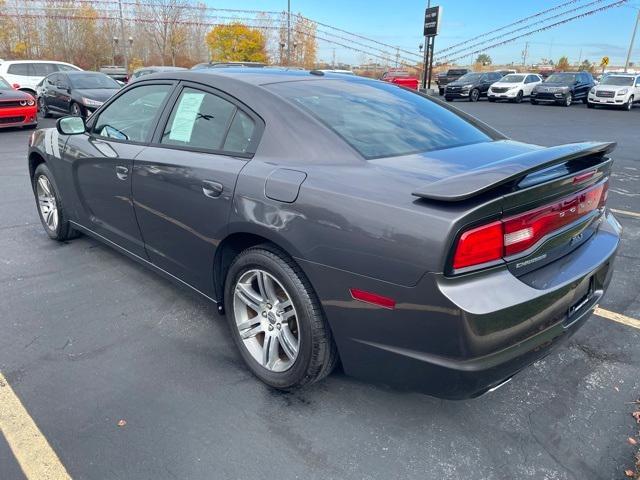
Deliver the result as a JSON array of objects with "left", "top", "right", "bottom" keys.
[
  {"left": 223, "top": 110, "right": 255, "bottom": 153},
  {"left": 32, "top": 63, "right": 58, "bottom": 76},
  {"left": 160, "top": 87, "right": 236, "bottom": 151},
  {"left": 267, "top": 79, "right": 492, "bottom": 159}
]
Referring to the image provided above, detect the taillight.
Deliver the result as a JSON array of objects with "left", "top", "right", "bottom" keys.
[
  {"left": 453, "top": 221, "right": 503, "bottom": 269},
  {"left": 452, "top": 180, "right": 608, "bottom": 271}
]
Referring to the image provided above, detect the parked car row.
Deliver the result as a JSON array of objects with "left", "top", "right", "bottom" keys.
[{"left": 443, "top": 69, "right": 640, "bottom": 110}]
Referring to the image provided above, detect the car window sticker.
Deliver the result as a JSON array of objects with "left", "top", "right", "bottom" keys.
[{"left": 169, "top": 92, "right": 205, "bottom": 143}]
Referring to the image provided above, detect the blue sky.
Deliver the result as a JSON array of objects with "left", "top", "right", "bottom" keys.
[{"left": 207, "top": 0, "right": 640, "bottom": 67}]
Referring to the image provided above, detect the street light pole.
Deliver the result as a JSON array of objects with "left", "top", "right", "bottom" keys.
[{"left": 624, "top": 8, "right": 639, "bottom": 73}]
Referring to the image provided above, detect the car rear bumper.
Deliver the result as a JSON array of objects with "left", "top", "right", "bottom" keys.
[
  {"left": 299, "top": 211, "right": 621, "bottom": 399},
  {"left": 0, "top": 106, "right": 37, "bottom": 128}
]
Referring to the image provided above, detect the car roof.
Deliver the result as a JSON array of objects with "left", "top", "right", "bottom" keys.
[
  {"left": 2, "top": 60, "right": 76, "bottom": 65},
  {"left": 143, "top": 67, "right": 367, "bottom": 86}
]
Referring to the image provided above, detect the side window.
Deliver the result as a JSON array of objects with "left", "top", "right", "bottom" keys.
[
  {"left": 48, "top": 74, "right": 60, "bottom": 86},
  {"left": 160, "top": 87, "right": 236, "bottom": 151},
  {"left": 32, "top": 63, "right": 58, "bottom": 76},
  {"left": 93, "top": 84, "right": 172, "bottom": 143},
  {"left": 57, "top": 64, "right": 78, "bottom": 72},
  {"left": 7, "top": 63, "right": 31, "bottom": 76},
  {"left": 636, "top": 77, "right": 640, "bottom": 86},
  {"left": 223, "top": 110, "right": 255, "bottom": 153}
]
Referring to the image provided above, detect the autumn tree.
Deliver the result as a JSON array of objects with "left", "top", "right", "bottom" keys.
[
  {"left": 556, "top": 56, "right": 571, "bottom": 71},
  {"left": 206, "top": 23, "right": 267, "bottom": 63},
  {"left": 579, "top": 59, "right": 595, "bottom": 73}
]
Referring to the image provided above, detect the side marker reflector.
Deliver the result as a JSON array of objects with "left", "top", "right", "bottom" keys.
[{"left": 349, "top": 288, "right": 396, "bottom": 310}]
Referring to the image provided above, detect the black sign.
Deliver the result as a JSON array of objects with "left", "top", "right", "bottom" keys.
[{"left": 423, "top": 6, "right": 441, "bottom": 37}]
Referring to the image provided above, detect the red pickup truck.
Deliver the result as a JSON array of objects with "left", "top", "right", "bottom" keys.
[{"left": 381, "top": 70, "right": 419, "bottom": 90}]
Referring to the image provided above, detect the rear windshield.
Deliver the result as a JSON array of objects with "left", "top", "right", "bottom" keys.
[
  {"left": 0, "top": 76, "right": 11, "bottom": 89},
  {"left": 267, "top": 79, "right": 492, "bottom": 159}
]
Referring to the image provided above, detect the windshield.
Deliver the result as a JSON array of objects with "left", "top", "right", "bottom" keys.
[
  {"left": 0, "top": 76, "right": 11, "bottom": 89},
  {"left": 267, "top": 79, "right": 492, "bottom": 159},
  {"left": 500, "top": 74, "right": 525, "bottom": 83},
  {"left": 457, "top": 73, "right": 483, "bottom": 83},
  {"left": 545, "top": 73, "right": 576, "bottom": 83},
  {"left": 601, "top": 76, "right": 634, "bottom": 86},
  {"left": 69, "top": 73, "right": 120, "bottom": 89}
]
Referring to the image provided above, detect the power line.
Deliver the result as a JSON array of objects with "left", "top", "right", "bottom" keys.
[
  {"left": 438, "top": 0, "right": 586, "bottom": 54},
  {"left": 438, "top": 0, "right": 609, "bottom": 60},
  {"left": 442, "top": 0, "right": 629, "bottom": 64}
]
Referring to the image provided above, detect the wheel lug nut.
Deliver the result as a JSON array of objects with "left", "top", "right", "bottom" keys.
[
  {"left": 268, "top": 325, "right": 274, "bottom": 331},
  {"left": 261, "top": 311, "right": 267, "bottom": 317},
  {"left": 276, "top": 323, "right": 281, "bottom": 329},
  {"left": 267, "top": 303, "right": 272, "bottom": 309}
]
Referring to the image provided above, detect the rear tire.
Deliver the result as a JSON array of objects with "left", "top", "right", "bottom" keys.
[
  {"left": 32, "top": 163, "right": 80, "bottom": 241},
  {"left": 224, "top": 245, "right": 338, "bottom": 390},
  {"left": 438, "top": 88, "right": 444, "bottom": 96}
]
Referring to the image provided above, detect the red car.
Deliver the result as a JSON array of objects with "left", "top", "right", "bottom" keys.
[
  {"left": 0, "top": 76, "right": 37, "bottom": 129},
  {"left": 381, "top": 70, "right": 419, "bottom": 90}
]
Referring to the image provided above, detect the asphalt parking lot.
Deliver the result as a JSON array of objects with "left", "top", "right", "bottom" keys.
[{"left": 1, "top": 100, "right": 639, "bottom": 480}]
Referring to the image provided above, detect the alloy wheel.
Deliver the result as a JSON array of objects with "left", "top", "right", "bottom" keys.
[
  {"left": 36, "top": 175, "right": 58, "bottom": 232},
  {"left": 565, "top": 94, "right": 572, "bottom": 107},
  {"left": 233, "top": 269, "right": 300, "bottom": 372},
  {"left": 470, "top": 89, "right": 479, "bottom": 102},
  {"left": 626, "top": 96, "right": 633, "bottom": 111},
  {"left": 71, "top": 103, "right": 81, "bottom": 116},
  {"left": 38, "top": 97, "right": 47, "bottom": 115}
]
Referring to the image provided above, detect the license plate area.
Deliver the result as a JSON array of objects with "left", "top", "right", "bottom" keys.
[{"left": 566, "top": 276, "right": 594, "bottom": 325}]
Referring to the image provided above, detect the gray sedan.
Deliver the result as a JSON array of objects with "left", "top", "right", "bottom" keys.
[{"left": 27, "top": 69, "right": 620, "bottom": 398}]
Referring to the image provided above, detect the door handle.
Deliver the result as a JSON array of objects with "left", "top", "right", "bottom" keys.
[
  {"left": 202, "top": 180, "right": 223, "bottom": 198},
  {"left": 115, "top": 165, "right": 129, "bottom": 180}
]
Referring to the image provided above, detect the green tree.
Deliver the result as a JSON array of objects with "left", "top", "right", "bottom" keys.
[
  {"left": 206, "top": 22, "right": 267, "bottom": 62},
  {"left": 578, "top": 59, "right": 594, "bottom": 73},
  {"left": 556, "top": 56, "right": 571, "bottom": 71},
  {"left": 475, "top": 53, "right": 492, "bottom": 65}
]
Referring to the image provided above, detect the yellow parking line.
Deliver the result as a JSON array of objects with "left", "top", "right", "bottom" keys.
[
  {"left": 610, "top": 208, "right": 640, "bottom": 220},
  {"left": 0, "top": 372, "right": 71, "bottom": 480},
  {"left": 595, "top": 307, "right": 640, "bottom": 330}
]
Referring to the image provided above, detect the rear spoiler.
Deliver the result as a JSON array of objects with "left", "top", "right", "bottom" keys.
[{"left": 412, "top": 141, "right": 616, "bottom": 202}]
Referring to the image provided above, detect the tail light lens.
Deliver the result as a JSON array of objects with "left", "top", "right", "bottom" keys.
[{"left": 452, "top": 180, "right": 608, "bottom": 270}]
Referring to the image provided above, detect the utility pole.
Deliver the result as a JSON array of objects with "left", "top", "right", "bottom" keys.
[
  {"left": 624, "top": 8, "right": 639, "bottom": 72},
  {"left": 332, "top": 48, "right": 336, "bottom": 69},
  {"left": 522, "top": 42, "right": 528, "bottom": 66},
  {"left": 117, "top": 0, "right": 128, "bottom": 71},
  {"left": 287, "top": 0, "right": 291, "bottom": 66}
]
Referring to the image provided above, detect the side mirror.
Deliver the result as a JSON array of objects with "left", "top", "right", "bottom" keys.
[{"left": 56, "top": 116, "right": 86, "bottom": 135}]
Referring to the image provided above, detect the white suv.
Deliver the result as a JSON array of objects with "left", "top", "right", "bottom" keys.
[
  {"left": 588, "top": 74, "right": 640, "bottom": 110},
  {"left": 488, "top": 73, "right": 543, "bottom": 103},
  {"left": 0, "top": 60, "right": 82, "bottom": 97}
]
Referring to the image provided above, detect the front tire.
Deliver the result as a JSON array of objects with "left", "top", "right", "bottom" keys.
[
  {"left": 224, "top": 245, "right": 338, "bottom": 390},
  {"left": 514, "top": 91, "right": 523, "bottom": 103},
  {"left": 32, "top": 163, "right": 79, "bottom": 241},
  {"left": 530, "top": 99, "right": 538, "bottom": 105},
  {"left": 70, "top": 102, "right": 83, "bottom": 117},
  {"left": 38, "top": 97, "right": 51, "bottom": 118},
  {"left": 563, "top": 93, "right": 572, "bottom": 107},
  {"left": 587, "top": 102, "right": 595, "bottom": 109},
  {"left": 624, "top": 96, "right": 634, "bottom": 111},
  {"left": 469, "top": 88, "right": 480, "bottom": 102}
]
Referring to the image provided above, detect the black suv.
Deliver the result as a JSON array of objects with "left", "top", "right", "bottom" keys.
[
  {"left": 530, "top": 71, "right": 595, "bottom": 106},
  {"left": 444, "top": 72, "right": 504, "bottom": 102},
  {"left": 436, "top": 68, "right": 470, "bottom": 95}
]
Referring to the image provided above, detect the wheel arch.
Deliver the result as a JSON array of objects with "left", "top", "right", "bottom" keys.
[
  {"left": 213, "top": 230, "right": 305, "bottom": 307},
  {"left": 28, "top": 151, "right": 46, "bottom": 182}
]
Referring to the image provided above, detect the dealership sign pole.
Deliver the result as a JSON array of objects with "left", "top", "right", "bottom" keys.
[{"left": 422, "top": 4, "right": 441, "bottom": 90}]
